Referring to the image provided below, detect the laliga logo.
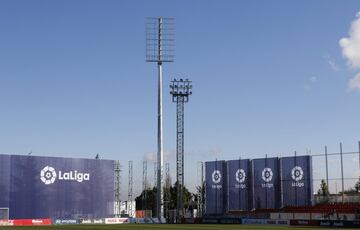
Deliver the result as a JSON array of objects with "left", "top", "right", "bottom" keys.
[
  {"left": 235, "top": 169, "right": 246, "bottom": 183},
  {"left": 40, "top": 166, "right": 90, "bottom": 185},
  {"left": 40, "top": 166, "right": 57, "bottom": 185},
  {"left": 212, "top": 170, "right": 222, "bottom": 184},
  {"left": 291, "top": 166, "right": 304, "bottom": 181},
  {"left": 262, "top": 168, "right": 273, "bottom": 182}
]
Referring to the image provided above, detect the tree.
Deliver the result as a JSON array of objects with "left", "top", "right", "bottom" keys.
[
  {"left": 317, "top": 179, "right": 330, "bottom": 203},
  {"left": 341, "top": 177, "right": 360, "bottom": 194},
  {"left": 135, "top": 187, "right": 157, "bottom": 214},
  {"left": 135, "top": 182, "right": 196, "bottom": 218},
  {"left": 318, "top": 179, "right": 330, "bottom": 196},
  {"left": 355, "top": 177, "right": 360, "bottom": 193}
]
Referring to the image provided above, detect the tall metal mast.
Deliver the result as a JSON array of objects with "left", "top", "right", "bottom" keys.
[
  {"left": 128, "top": 160, "right": 133, "bottom": 217},
  {"left": 146, "top": 17, "right": 175, "bottom": 218},
  {"left": 114, "top": 161, "right": 121, "bottom": 217},
  {"left": 142, "top": 161, "right": 148, "bottom": 210},
  {"left": 170, "top": 78, "right": 192, "bottom": 220}
]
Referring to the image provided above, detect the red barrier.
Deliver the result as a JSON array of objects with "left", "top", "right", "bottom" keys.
[{"left": 12, "top": 219, "right": 52, "bottom": 226}]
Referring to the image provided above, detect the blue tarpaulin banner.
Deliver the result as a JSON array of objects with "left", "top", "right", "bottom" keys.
[
  {"left": 227, "top": 159, "right": 250, "bottom": 211},
  {"left": 205, "top": 160, "right": 226, "bottom": 215},
  {"left": 0, "top": 154, "right": 115, "bottom": 219},
  {"left": 281, "top": 155, "right": 313, "bottom": 206},
  {"left": 252, "top": 157, "right": 280, "bottom": 209}
]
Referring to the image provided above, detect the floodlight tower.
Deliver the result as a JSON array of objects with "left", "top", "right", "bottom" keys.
[
  {"left": 146, "top": 17, "right": 175, "bottom": 219},
  {"left": 170, "top": 78, "right": 192, "bottom": 219}
]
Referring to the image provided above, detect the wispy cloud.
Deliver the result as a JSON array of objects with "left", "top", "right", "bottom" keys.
[
  {"left": 348, "top": 72, "right": 360, "bottom": 91},
  {"left": 143, "top": 149, "right": 176, "bottom": 163},
  {"left": 339, "top": 11, "right": 360, "bottom": 91},
  {"left": 324, "top": 55, "right": 340, "bottom": 71},
  {"left": 303, "top": 76, "right": 317, "bottom": 90}
]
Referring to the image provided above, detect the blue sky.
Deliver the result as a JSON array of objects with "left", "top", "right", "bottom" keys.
[{"left": 0, "top": 0, "right": 360, "bottom": 198}]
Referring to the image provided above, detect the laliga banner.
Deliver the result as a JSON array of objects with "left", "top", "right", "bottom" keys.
[
  {"left": 0, "top": 154, "right": 115, "bottom": 219},
  {"left": 252, "top": 157, "right": 280, "bottom": 209},
  {"left": 227, "top": 159, "right": 250, "bottom": 211},
  {"left": 0, "top": 155, "right": 10, "bottom": 208},
  {"left": 205, "top": 160, "right": 226, "bottom": 215},
  {"left": 281, "top": 155, "right": 313, "bottom": 206}
]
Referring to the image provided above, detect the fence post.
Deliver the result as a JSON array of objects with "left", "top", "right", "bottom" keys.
[{"left": 340, "top": 142, "right": 344, "bottom": 204}]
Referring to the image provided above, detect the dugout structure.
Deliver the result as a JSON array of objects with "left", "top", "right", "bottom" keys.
[{"left": 0, "top": 154, "right": 115, "bottom": 219}]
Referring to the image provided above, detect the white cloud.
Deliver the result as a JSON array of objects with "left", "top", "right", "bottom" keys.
[
  {"left": 339, "top": 11, "right": 360, "bottom": 68},
  {"left": 310, "top": 76, "right": 317, "bottom": 82},
  {"left": 348, "top": 72, "right": 360, "bottom": 91}
]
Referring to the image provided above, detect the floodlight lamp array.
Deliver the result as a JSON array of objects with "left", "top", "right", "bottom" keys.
[
  {"left": 170, "top": 78, "right": 192, "bottom": 102},
  {"left": 146, "top": 17, "right": 175, "bottom": 63}
]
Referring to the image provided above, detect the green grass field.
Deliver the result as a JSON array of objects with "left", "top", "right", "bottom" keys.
[{"left": 0, "top": 224, "right": 359, "bottom": 230}]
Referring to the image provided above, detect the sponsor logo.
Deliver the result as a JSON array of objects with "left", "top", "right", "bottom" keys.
[
  {"left": 235, "top": 169, "right": 246, "bottom": 183},
  {"left": 235, "top": 184, "right": 246, "bottom": 189},
  {"left": 262, "top": 168, "right": 273, "bottom": 182},
  {"left": 80, "top": 219, "right": 92, "bottom": 224},
  {"left": 298, "top": 220, "right": 309, "bottom": 225},
  {"left": 291, "top": 166, "right": 304, "bottom": 181},
  {"left": 93, "top": 219, "right": 104, "bottom": 224},
  {"left": 235, "top": 169, "right": 246, "bottom": 189},
  {"left": 333, "top": 222, "right": 344, "bottom": 227},
  {"left": 105, "top": 218, "right": 129, "bottom": 224},
  {"left": 211, "top": 170, "right": 222, "bottom": 189},
  {"left": 31, "top": 219, "right": 44, "bottom": 224},
  {"left": 261, "top": 167, "right": 274, "bottom": 188},
  {"left": 40, "top": 166, "right": 90, "bottom": 185},
  {"left": 320, "top": 221, "right": 331, "bottom": 226},
  {"left": 212, "top": 170, "right": 221, "bottom": 184},
  {"left": 40, "top": 166, "right": 57, "bottom": 185},
  {"left": 55, "top": 219, "right": 77, "bottom": 225},
  {"left": 291, "top": 166, "right": 305, "bottom": 187}
]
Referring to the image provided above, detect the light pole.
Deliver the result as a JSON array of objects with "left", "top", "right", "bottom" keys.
[
  {"left": 170, "top": 78, "right": 192, "bottom": 220},
  {"left": 146, "top": 17, "right": 174, "bottom": 219}
]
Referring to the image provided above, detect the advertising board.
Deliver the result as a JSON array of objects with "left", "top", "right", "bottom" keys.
[
  {"left": 205, "top": 160, "right": 226, "bottom": 215},
  {"left": 281, "top": 155, "right": 313, "bottom": 206},
  {"left": 252, "top": 157, "right": 280, "bottom": 209},
  {"left": 227, "top": 159, "right": 250, "bottom": 211},
  {"left": 0, "top": 154, "right": 115, "bottom": 219},
  {"left": 104, "top": 218, "right": 129, "bottom": 224}
]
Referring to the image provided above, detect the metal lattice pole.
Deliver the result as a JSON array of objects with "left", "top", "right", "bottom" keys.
[
  {"left": 128, "top": 161, "right": 133, "bottom": 217},
  {"left": 165, "top": 163, "right": 170, "bottom": 220},
  {"left": 170, "top": 78, "right": 192, "bottom": 220},
  {"left": 146, "top": 17, "right": 174, "bottom": 219},
  {"left": 142, "top": 161, "right": 148, "bottom": 211},
  {"left": 114, "top": 161, "right": 121, "bottom": 217}
]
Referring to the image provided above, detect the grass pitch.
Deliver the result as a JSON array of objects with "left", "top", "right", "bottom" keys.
[{"left": 1, "top": 224, "right": 358, "bottom": 230}]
